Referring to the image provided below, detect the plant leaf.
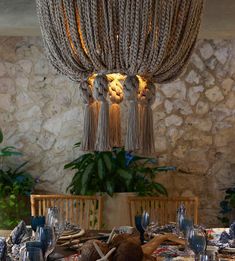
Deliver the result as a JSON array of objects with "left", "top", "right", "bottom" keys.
[
  {"left": 154, "top": 183, "right": 168, "bottom": 196},
  {"left": 81, "top": 162, "right": 95, "bottom": 187},
  {"left": 64, "top": 154, "right": 92, "bottom": 169},
  {"left": 74, "top": 142, "right": 81, "bottom": 148},
  {"left": 102, "top": 153, "right": 112, "bottom": 172},
  {"left": 13, "top": 161, "right": 29, "bottom": 174},
  {"left": 97, "top": 157, "right": 105, "bottom": 180},
  {"left": 2, "top": 146, "right": 17, "bottom": 151},
  {"left": 0, "top": 150, "right": 22, "bottom": 157},
  {"left": 230, "top": 193, "right": 235, "bottom": 207},
  {"left": 105, "top": 180, "right": 114, "bottom": 196},
  {"left": 117, "top": 169, "right": 132, "bottom": 180}
]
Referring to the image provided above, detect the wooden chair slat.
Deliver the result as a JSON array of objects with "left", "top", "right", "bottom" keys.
[
  {"left": 30, "top": 194, "right": 103, "bottom": 229},
  {"left": 128, "top": 196, "right": 199, "bottom": 226}
]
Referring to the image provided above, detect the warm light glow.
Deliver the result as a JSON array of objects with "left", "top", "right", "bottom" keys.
[{"left": 88, "top": 73, "right": 147, "bottom": 99}]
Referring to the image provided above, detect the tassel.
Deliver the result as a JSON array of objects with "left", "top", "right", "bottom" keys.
[
  {"left": 124, "top": 75, "right": 139, "bottom": 152},
  {"left": 109, "top": 104, "right": 121, "bottom": 147},
  {"left": 93, "top": 74, "right": 110, "bottom": 151},
  {"left": 109, "top": 80, "right": 123, "bottom": 147},
  {"left": 79, "top": 81, "right": 97, "bottom": 151},
  {"left": 139, "top": 81, "right": 156, "bottom": 155}
]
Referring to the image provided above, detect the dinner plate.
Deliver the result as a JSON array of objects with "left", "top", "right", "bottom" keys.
[
  {"left": 59, "top": 229, "right": 85, "bottom": 240},
  {"left": 221, "top": 247, "right": 235, "bottom": 253},
  {"left": 62, "top": 229, "right": 81, "bottom": 236}
]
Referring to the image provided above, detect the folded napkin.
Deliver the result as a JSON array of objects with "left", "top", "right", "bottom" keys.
[
  {"left": 219, "top": 231, "right": 231, "bottom": 244},
  {"left": 0, "top": 237, "right": 6, "bottom": 261},
  {"left": 218, "top": 222, "right": 235, "bottom": 247},
  {"left": 5, "top": 221, "right": 29, "bottom": 260},
  {"left": 9, "top": 221, "right": 27, "bottom": 245},
  {"left": 229, "top": 221, "right": 235, "bottom": 239}
]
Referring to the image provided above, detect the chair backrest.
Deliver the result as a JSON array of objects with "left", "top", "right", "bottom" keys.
[
  {"left": 30, "top": 194, "right": 103, "bottom": 229},
  {"left": 128, "top": 196, "right": 199, "bottom": 226}
]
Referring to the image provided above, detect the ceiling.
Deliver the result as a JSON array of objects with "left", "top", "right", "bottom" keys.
[{"left": 0, "top": 0, "right": 235, "bottom": 38}]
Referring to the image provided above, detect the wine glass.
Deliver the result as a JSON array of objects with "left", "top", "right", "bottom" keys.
[
  {"left": 31, "top": 216, "right": 45, "bottom": 232},
  {"left": 181, "top": 218, "right": 193, "bottom": 254},
  {"left": 21, "top": 247, "right": 44, "bottom": 261},
  {"left": 142, "top": 210, "right": 159, "bottom": 240},
  {"left": 46, "top": 207, "right": 59, "bottom": 226},
  {"left": 188, "top": 227, "right": 207, "bottom": 260},
  {"left": 141, "top": 211, "right": 150, "bottom": 231},
  {"left": 46, "top": 207, "right": 65, "bottom": 240},
  {"left": 36, "top": 225, "right": 56, "bottom": 260},
  {"left": 181, "top": 218, "right": 193, "bottom": 237},
  {"left": 176, "top": 203, "right": 186, "bottom": 236},
  {"left": 135, "top": 215, "right": 145, "bottom": 244}
]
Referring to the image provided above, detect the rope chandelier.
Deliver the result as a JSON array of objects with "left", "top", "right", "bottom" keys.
[{"left": 36, "top": 0, "right": 203, "bottom": 154}]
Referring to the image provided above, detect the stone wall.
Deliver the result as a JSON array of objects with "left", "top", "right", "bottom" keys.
[{"left": 0, "top": 37, "right": 235, "bottom": 227}]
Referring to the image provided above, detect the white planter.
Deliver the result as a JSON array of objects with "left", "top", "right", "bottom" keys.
[{"left": 103, "top": 192, "right": 136, "bottom": 229}]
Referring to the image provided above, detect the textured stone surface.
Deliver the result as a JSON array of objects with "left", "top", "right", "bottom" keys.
[
  {"left": 205, "top": 86, "right": 224, "bottom": 102},
  {"left": 188, "top": 86, "right": 204, "bottom": 106},
  {"left": 165, "top": 115, "right": 183, "bottom": 127},
  {"left": 1, "top": 37, "right": 235, "bottom": 227}
]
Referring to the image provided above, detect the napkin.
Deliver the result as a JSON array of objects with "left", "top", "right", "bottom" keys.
[
  {"left": 219, "top": 231, "right": 231, "bottom": 244},
  {"left": 0, "top": 237, "right": 6, "bottom": 261},
  {"left": 9, "top": 221, "right": 27, "bottom": 245},
  {"left": 229, "top": 221, "right": 235, "bottom": 239}
]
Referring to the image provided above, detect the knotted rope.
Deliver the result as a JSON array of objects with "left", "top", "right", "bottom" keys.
[
  {"left": 80, "top": 81, "right": 97, "bottom": 151},
  {"left": 124, "top": 76, "right": 140, "bottom": 152},
  {"left": 138, "top": 81, "right": 156, "bottom": 155},
  {"left": 109, "top": 80, "right": 123, "bottom": 147},
  {"left": 93, "top": 75, "right": 110, "bottom": 151}
]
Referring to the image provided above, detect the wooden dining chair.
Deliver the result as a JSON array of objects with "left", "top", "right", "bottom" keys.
[
  {"left": 30, "top": 194, "right": 103, "bottom": 229},
  {"left": 128, "top": 196, "right": 199, "bottom": 226}
]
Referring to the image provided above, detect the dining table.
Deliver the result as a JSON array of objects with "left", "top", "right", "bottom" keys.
[
  {"left": 46, "top": 228, "right": 235, "bottom": 261},
  {"left": 1, "top": 227, "right": 235, "bottom": 260}
]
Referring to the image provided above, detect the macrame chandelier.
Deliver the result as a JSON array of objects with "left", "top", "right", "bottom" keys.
[{"left": 36, "top": 0, "right": 203, "bottom": 154}]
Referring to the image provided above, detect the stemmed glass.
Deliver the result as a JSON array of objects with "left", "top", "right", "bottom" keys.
[
  {"left": 188, "top": 226, "right": 207, "bottom": 260},
  {"left": 135, "top": 215, "right": 145, "bottom": 244},
  {"left": 46, "top": 207, "right": 65, "bottom": 240},
  {"left": 36, "top": 225, "right": 56, "bottom": 260},
  {"left": 21, "top": 247, "right": 44, "bottom": 261},
  {"left": 141, "top": 210, "right": 158, "bottom": 240},
  {"left": 181, "top": 218, "right": 193, "bottom": 254},
  {"left": 176, "top": 203, "right": 186, "bottom": 236},
  {"left": 31, "top": 216, "right": 45, "bottom": 233}
]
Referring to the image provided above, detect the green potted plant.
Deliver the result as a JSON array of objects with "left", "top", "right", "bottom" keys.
[
  {"left": 65, "top": 144, "right": 176, "bottom": 228},
  {"left": 0, "top": 128, "right": 36, "bottom": 229},
  {"left": 218, "top": 186, "right": 235, "bottom": 226}
]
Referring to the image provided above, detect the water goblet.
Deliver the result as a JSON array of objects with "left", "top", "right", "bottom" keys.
[
  {"left": 135, "top": 215, "right": 145, "bottom": 244},
  {"left": 31, "top": 216, "right": 45, "bottom": 232},
  {"left": 21, "top": 247, "right": 44, "bottom": 261},
  {"left": 141, "top": 210, "right": 157, "bottom": 240},
  {"left": 176, "top": 203, "right": 186, "bottom": 236},
  {"left": 181, "top": 219, "right": 193, "bottom": 254},
  {"left": 182, "top": 218, "right": 193, "bottom": 237},
  {"left": 46, "top": 207, "right": 65, "bottom": 240},
  {"left": 46, "top": 207, "right": 59, "bottom": 226},
  {"left": 141, "top": 211, "right": 150, "bottom": 231},
  {"left": 36, "top": 225, "right": 56, "bottom": 260},
  {"left": 26, "top": 241, "right": 43, "bottom": 251},
  {"left": 188, "top": 227, "right": 207, "bottom": 260}
]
